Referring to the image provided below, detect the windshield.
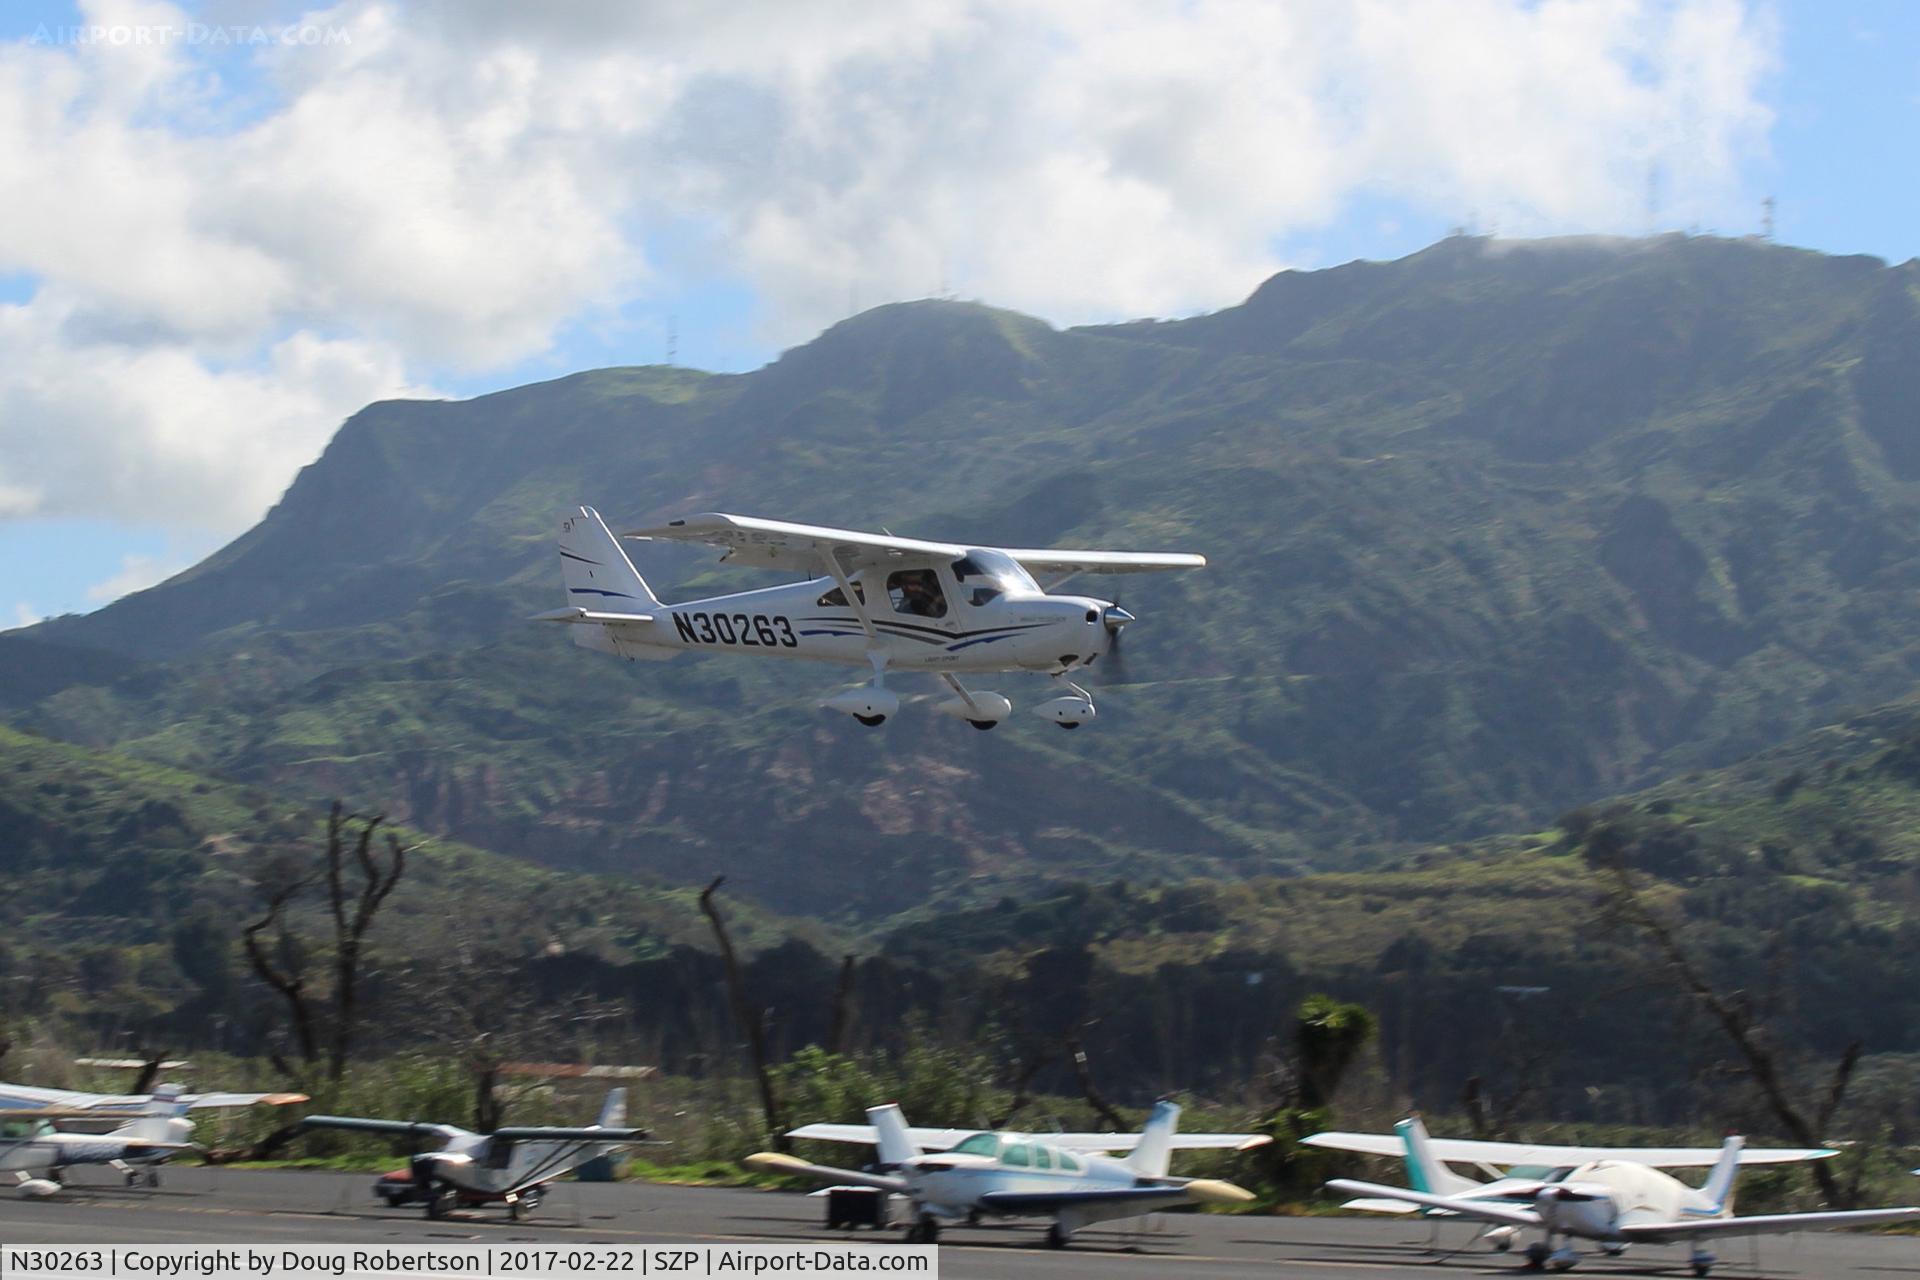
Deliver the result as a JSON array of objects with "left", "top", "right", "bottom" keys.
[
  {"left": 950, "top": 1132, "right": 1002, "bottom": 1157},
  {"left": 952, "top": 550, "right": 1038, "bottom": 606}
]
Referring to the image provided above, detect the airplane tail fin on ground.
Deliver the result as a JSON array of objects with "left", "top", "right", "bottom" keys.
[
  {"left": 1399, "top": 1115, "right": 1480, "bottom": 1197},
  {"left": 1700, "top": 1135, "right": 1744, "bottom": 1213},
  {"left": 561, "top": 507, "right": 661, "bottom": 612},
  {"left": 866, "top": 1104, "right": 922, "bottom": 1167},
  {"left": 1126, "top": 1101, "right": 1180, "bottom": 1178},
  {"left": 121, "top": 1088, "right": 193, "bottom": 1143},
  {"left": 596, "top": 1089, "right": 628, "bottom": 1130}
]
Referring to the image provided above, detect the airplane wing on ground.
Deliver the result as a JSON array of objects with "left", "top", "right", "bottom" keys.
[
  {"left": 1304, "top": 1131, "right": 1835, "bottom": 1167},
  {"left": 1049, "top": 1131, "right": 1272, "bottom": 1152},
  {"left": 742, "top": 1152, "right": 909, "bottom": 1194},
  {"left": 1325, "top": 1179, "right": 1543, "bottom": 1230},
  {"left": 784, "top": 1123, "right": 1269, "bottom": 1153},
  {"left": 626, "top": 513, "right": 1203, "bottom": 579},
  {"left": 1618, "top": 1207, "right": 1920, "bottom": 1241},
  {"left": 299, "top": 1116, "right": 467, "bottom": 1143},
  {"left": 977, "top": 1182, "right": 1247, "bottom": 1214}
]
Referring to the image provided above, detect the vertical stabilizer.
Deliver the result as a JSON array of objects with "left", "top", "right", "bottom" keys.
[
  {"left": 596, "top": 1088, "right": 628, "bottom": 1130},
  {"left": 1699, "top": 1135, "right": 1743, "bottom": 1214},
  {"left": 866, "top": 1103, "right": 921, "bottom": 1167},
  {"left": 560, "top": 507, "right": 660, "bottom": 611},
  {"left": 1125, "top": 1100, "right": 1180, "bottom": 1178},
  {"left": 1399, "top": 1115, "right": 1480, "bottom": 1197}
]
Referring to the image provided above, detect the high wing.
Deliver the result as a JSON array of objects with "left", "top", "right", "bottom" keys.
[
  {"left": 1618, "top": 1207, "right": 1920, "bottom": 1242},
  {"left": 625, "top": 513, "right": 1203, "bottom": 579},
  {"left": 742, "top": 1152, "right": 909, "bottom": 1193},
  {"left": 299, "top": 1115, "right": 468, "bottom": 1143},
  {"left": 1326, "top": 1179, "right": 1542, "bottom": 1229},
  {"left": 1303, "top": 1131, "right": 1835, "bottom": 1168},
  {"left": 785, "top": 1123, "right": 1268, "bottom": 1153},
  {"left": 0, "top": 1084, "right": 308, "bottom": 1113}
]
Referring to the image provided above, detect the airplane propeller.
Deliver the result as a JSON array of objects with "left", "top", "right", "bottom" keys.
[{"left": 1099, "top": 600, "right": 1135, "bottom": 684}]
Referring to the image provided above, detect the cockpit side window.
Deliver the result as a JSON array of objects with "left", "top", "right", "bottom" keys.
[
  {"left": 886, "top": 568, "right": 948, "bottom": 619},
  {"left": 816, "top": 580, "right": 867, "bottom": 608},
  {"left": 1058, "top": 1151, "right": 1083, "bottom": 1173},
  {"left": 952, "top": 1133, "right": 1002, "bottom": 1157},
  {"left": 1032, "top": 1146, "right": 1053, "bottom": 1170},
  {"left": 952, "top": 550, "right": 1038, "bottom": 606},
  {"left": 1002, "top": 1143, "right": 1031, "bottom": 1168}
]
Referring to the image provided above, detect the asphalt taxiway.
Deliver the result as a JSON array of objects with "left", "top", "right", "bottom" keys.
[{"left": 0, "top": 1168, "right": 1911, "bottom": 1279}]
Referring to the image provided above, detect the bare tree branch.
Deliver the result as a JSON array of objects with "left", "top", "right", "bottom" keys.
[{"left": 699, "top": 876, "right": 787, "bottom": 1151}]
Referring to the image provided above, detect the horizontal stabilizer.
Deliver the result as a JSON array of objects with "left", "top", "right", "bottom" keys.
[
  {"left": 1342, "top": 1197, "right": 1425, "bottom": 1215},
  {"left": 531, "top": 607, "right": 654, "bottom": 626},
  {"left": 1325, "top": 1179, "right": 1541, "bottom": 1229},
  {"left": 742, "top": 1152, "right": 908, "bottom": 1193}
]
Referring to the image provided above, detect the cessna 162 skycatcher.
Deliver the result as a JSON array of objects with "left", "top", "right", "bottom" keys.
[
  {"left": 746, "top": 1100, "right": 1265, "bottom": 1247},
  {"left": 300, "top": 1089, "right": 646, "bottom": 1220},
  {"left": 539, "top": 507, "right": 1205, "bottom": 729}
]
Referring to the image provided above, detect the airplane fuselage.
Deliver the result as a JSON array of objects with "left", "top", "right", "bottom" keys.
[
  {"left": 598, "top": 576, "right": 1118, "bottom": 674},
  {"left": 1534, "top": 1160, "right": 1722, "bottom": 1243}
]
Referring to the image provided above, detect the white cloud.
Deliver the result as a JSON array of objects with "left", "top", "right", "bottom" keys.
[
  {"left": 85, "top": 552, "right": 181, "bottom": 603},
  {"left": 0, "top": 0, "right": 1778, "bottom": 544},
  {"left": 9, "top": 602, "right": 39, "bottom": 629}
]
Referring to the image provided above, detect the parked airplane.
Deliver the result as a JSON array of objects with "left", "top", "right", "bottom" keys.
[
  {"left": 541, "top": 507, "right": 1205, "bottom": 728},
  {"left": 300, "top": 1089, "right": 646, "bottom": 1220},
  {"left": 3, "top": 1092, "right": 198, "bottom": 1195},
  {"left": 746, "top": 1100, "right": 1265, "bottom": 1247},
  {"left": 1307, "top": 1116, "right": 1840, "bottom": 1253},
  {"left": 1327, "top": 1134, "right": 1917, "bottom": 1275}
]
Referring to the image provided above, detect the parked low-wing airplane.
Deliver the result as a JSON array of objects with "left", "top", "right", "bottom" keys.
[
  {"left": 300, "top": 1089, "right": 646, "bottom": 1220},
  {"left": 540, "top": 507, "right": 1205, "bottom": 729},
  {"left": 1327, "top": 1133, "right": 1917, "bottom": 1275},
  {"left": 2, "top": 1092, "right": 199, "bottom": 1195},
  {"left": 1306, "top": 1116, "right": 1840, "bottom": 1253},
  {"left": 745, "top": 1100, "right": 1266, "bottom": 1247}
]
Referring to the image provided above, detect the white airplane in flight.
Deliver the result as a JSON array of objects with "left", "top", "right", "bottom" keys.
[
  {"left": 746, "top": 1100, "right": 1266, "bottom": 1247},
  {"left": 1326, "top": 1132, "right": 1917, "bottom": 1275},
  {"left": 540, "top": 507, "right": 1205, "bottom": 729},
  {"left": 300, "top": 1089, "right": 646, "bottom": 1220},
  {"left": 2, "top": 1092, "right": 200, "bottom": 1195}
]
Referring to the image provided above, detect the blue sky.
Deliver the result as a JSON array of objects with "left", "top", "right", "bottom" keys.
[{"left": 2, "top": 0, "right": 1917, "bottom": 627}]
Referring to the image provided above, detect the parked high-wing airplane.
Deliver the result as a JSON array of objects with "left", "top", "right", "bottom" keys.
[
  {"left": 540, "top": 507, "right": 1205, "bottom": 729},
  {"left": 1327, "top": 1134, "right": 1917, "bottom": 1275},
  {"left": 2, "top": 1092, "right": 199, "bottom": 1195},
  {"left": 1306, "top": 1116, "right": 1840, "bottom": 1254},
  {"left": 746, "top": 1100, "right": 1266, "bottom": 1247},
  {"left": 300, "top": 1089, "right": 646, "bottom": 1220}
]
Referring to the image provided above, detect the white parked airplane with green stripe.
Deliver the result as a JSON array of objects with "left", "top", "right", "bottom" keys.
[
  {"left": 1309, "top": 1117, "right": 1916, "bottom": 1274},
  {"left": 540, "top": 507, "right": 1204, "bottom": 729}
]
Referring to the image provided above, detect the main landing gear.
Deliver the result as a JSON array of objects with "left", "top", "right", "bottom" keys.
[
  {"left": 1045, "top": 1223, "right": 1071, "bottom": 1249},
  {"left": 904, "top": 1213, "right": 941, "bottom": 1243}
]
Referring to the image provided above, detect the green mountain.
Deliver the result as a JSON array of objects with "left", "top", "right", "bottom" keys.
[{"left": 12, "top": 233, "right": 1920, "bottom": 919}]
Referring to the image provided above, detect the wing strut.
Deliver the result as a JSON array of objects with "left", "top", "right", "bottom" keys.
[{"left": 823, "top": 547, "right": 881, "bottom": 647}]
